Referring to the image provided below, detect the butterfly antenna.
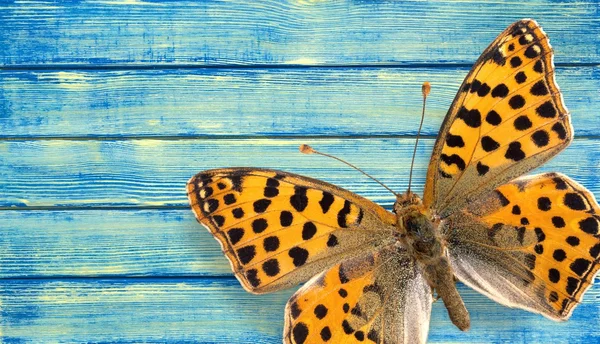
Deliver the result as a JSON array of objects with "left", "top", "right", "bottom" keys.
[
  {"left": 300, "top": 144, "right": 398, "bottom": 197},
  {"left": 407, "top": 82, "right": 430, "bottom": 194}
]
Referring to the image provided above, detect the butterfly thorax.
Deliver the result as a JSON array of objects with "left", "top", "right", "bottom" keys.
[
  {"left": 394, "top": 192, "right": 443, "bottom": 263},
  {"left": 394, "top": 191, "right": 471, "bottom": 331}
]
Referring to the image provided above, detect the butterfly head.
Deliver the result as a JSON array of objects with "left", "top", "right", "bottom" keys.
[{"left": 393, "top": 191, "right": 423, "bottom": 215}]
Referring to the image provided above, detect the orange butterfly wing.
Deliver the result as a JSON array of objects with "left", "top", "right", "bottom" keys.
[
  {"left": 187, "top": 168, "right": 396, "bottom": 293},
  {"left": 423, "top": 19, "right": 572, "bottom": 217},
  {"left": 446, "top": 173, "right": 600, "bottom": 320}
]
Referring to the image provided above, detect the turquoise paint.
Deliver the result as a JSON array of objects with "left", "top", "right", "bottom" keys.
[{"left": 0, "top": 1, "right": 599, "bottom": 342}]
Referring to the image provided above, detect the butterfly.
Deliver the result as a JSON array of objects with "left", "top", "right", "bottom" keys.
[{"left": 186, "top": 19, "right": 600, "bottom": 343}]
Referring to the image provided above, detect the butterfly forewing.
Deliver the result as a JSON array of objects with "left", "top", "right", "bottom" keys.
[
  {"left": 445, "top": 173, "right": 600, "bottom": 319},
  {"left": 284, "top": 246, "right": 432, "bottom": 344},
  {"left": 424, "top": 19, "right": 572, "bottom": 217},
  {"left": 187, "top": 168, "right": 397, "bottom": 293}
]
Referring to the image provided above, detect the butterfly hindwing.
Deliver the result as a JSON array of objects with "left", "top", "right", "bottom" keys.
[
  {"left": 187, "top": 168, "right": 397, "bottom": 293},
  {"left": 284, "top": 246, "right": 432, "bottom": 344},
  {"left": 445, "top": 173, "right": 600, "bottom": 319},
  {"left": 424, "top": 19, "right": 572, "bottom": 217}
]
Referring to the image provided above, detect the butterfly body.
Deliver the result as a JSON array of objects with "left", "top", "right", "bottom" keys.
[
  {"left": 188, "top": 19, "right": 600, "bottom": 343},
  {"left": 395, "top": 193, "right": 471, "bottom": 331}
]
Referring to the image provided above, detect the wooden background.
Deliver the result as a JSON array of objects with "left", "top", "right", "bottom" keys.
[{"left": 1, "top": 1, "right": 599, "bottom": 342}]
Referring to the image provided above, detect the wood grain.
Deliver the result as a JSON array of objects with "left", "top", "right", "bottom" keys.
[
  {"left": 1, "top": 138, "right": 599, "bottom": 208},
  {"left": 1, "top": 278, "right": 599, "bottom": 343},
  {"left": 2, "top": 1, "right": 599, "bottom": 342},
  {"left": 1, "top": 67, "right": 599, "bottom": 138},
  {"left": 0, "top": 209, "right": 229, "bottom": 278},
  {"left": 1, "top": 0, "right": 598, "bottom": 66}
]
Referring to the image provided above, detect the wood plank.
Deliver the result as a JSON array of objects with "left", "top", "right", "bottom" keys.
[
  {"left": 1, "top": 67, "right": 599, "bottom": 138},
  {"left": 1, "top": 1, "right": 598, "bottom": 66},
  {"left": 1, "top": 278, "right": 599, "bottom": 343},
  {"left": 2, "top": 138, "right": 599, "bottom": 208},
  {"left": 0, "top": 209, "right": 231, "bottom": 278}
]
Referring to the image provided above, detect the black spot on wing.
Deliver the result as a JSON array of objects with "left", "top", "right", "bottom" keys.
[
  {"left": 537, "top": 197, "right": 551, "bottom": 211},
  {"left": 552, "top": 122, "right": 568, "bottom": 140},
  {"left": 228, "top": 228, "right": 244, "bottom": 245},
  {"left": 320, "top": 327, "right": 331, "bottom": 341},
  {"left": 510, "top": 56, "right": 522, "bottom": 68},
  {"left": 237, "top": 245, "right": 256, "bottom": 265},
  {"left": 337, "top": 200, "right": 352, "bottom": 228},
  {"left": 509, "top": 95, "right": 526, "bottom": 109},
  {"left": 446, "top": 133, "right": 465, "bottom": 148},
  {"left": 263, "top": 236, "right": 280, "bottom": 252},
  {"left": 441, "top": 154, "right": 466, "bottom": 171},
  {"left": 524, "top": 45, "right": 541, "bottom": 58},
  {"left": 290, "top": 301, "right": 301, "bottom": 319},
  {"left": 486, "top": 110, "right": 502, "bottom": 125},
  {"left": 223, "top": 193, "right": 236, "bottom": 205},
  {"left": 476, "top": 162, "right": 489, "bottom": 176},
  {"left": 564, "top": 193, "right": 587, "bottom": 211},
  {"left": 579, "top": 217, "right": 599, "bottom": 235},
  {"left": 314, "top": 304, "right": 328, "bottom": 319},
  {"left": 342, "top": 320, "right": 354, "bottom": 334},
  {"left": 533, "top": 60, "right": 544, "bottom": 73},
  {"left": 514, "top": 115, "right": 532, "bottom": 131},
  {"left": 252, "top": 218, "right": 268, "bottom": 233},
  {"left": 292, "top": 322, "right": 309, "bottom": 344},
  {"left": 302, "top": 222, "right": 317, "bottom": 240},
  {"left": 290, "top": 186, "right": 309, "bottom": 212},
  {"left": 246, "top": 269, "right": 260, "bottom": 288},
  {"left": 253, "top": 199, "right": 271, "bottom": 213},
  {"left": 230, "top": 175, "right": 243, "bottom": 192},
  {"left": 232, "top": 207, "right": 244, "bottom": 219},
  {"left": 548, "top": 268, "right": 560, "bottom": 283},
  {"left": 319, "top": 191, "right": 335, "bottom": 214},
  {"left": 515, "top": 71, "right": 527, "bottom": 84},
  {"left": 530, "top": 80, "right": 549, "bottom": 96},
  {"left": 481, "top": 136, "right": 500, "bottom": 152},
  {"left": 491, "top": 84, "right": 509, "bottom": 98},
  {"left": 566, "top": 277, "right": 580, "bottom": 296},
  {"left": 289, "top": 247, "right": 309, "bottom": 267},
  {"left": 535, "top": 227, "right": 545, "bottom": 242},
  {"left": 262, "top": 259, "right": 280, "bottom": 277},
  {"left": 280, "top": 211, "right": 294, "bottom": 227},
  {"left": 553, "top": 249, "right": 567, "bottom": 262},
  {"left": 531, "top": 130, "right": 550, "bottom": 147},
  {"left": 553, "top": 177, "right": 568, "bottom": 190},
  {"left": 457, "top": 106, "right": 482, "bottom": 128},
  {"left": 327, "top": 234, "right": 339, "bottom": 247},
  {"left": 536, "top": 101, "right": 557, "bottom": 118},
  {"left": 552, "top": 216, "right": 566, "bottom": 228},
  {"left": 505, "top": 142, "right": 526, "bottom": 161},
  {"left": 566, "top": 236, "right": 580, "bottom": 246}
]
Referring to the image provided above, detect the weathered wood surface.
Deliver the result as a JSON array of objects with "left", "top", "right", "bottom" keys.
[
  {"left": 2, "top": 0, "right": 600, "bottom": 342},
  {"left": 1, "top": 0, "right": 598, "bottom": 66},
  {"left": 2, "top": 279, "right": 600, "bottom": 343},
  {"left": 1, "top": 138, "right": 599, "bottom": 208},
  {"left": 1, "top": 67, "right": 599, "bottom": 138}
]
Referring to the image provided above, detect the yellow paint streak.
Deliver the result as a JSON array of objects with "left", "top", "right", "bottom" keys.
[{"left": 38, "top": 72, "right": 91, "bottom": 90}]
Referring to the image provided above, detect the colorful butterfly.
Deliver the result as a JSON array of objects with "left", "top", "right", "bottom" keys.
[{"left": 187, "top": 19, "right": 600, "bottom": 343}]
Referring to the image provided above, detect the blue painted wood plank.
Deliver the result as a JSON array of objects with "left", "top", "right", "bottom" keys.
[
  {"left": 1, "top": 66, "right": 599, "bottom": 138},
  {"left": 0, "top": 209, "right": 231, "bottom": 278},
  {"left": 1, "top": 278, "right": 599, "bottom": 343},
  {"left": 1, "top": 1, "right": 598, "bottom": 66},
  {"left": 1, "top": 138, "right": 599, "bottom": 208}
]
